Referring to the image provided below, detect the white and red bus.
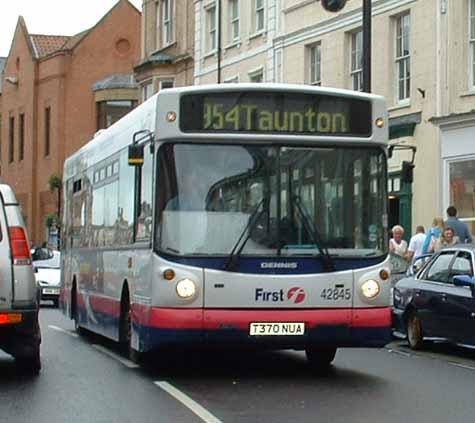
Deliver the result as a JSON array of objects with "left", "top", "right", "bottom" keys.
[{"left": 61, "top": 84, "right": 391, "bottom": 368}]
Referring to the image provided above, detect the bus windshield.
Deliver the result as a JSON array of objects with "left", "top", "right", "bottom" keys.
[{"left": 156, "top": 143, "right": 387, "bottom": 258}]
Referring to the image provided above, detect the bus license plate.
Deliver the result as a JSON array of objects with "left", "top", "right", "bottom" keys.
[{"left": 249, "top": 322, "right": 305, "bottom": 336}]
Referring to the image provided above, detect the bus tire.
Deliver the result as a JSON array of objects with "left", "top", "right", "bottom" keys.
[
  {"left": 72, "top": 286, "right": 85, "bottom": 336},
  {"left": 305, "top": 347, "right": 337, "bottom": 371},
  {"left": 406, "top": 312, "right": 424, "bottom": 350},
  {"left": 119, "top": 287, "right": 142, "bottom": 364}
]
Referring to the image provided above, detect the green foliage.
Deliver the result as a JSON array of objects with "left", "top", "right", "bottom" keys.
[
  {"left": 45, "top": 213, "right": 58, "bottom": 228},
  {"left": 48, "top": 173, "right": 62, "bottom": 191}
]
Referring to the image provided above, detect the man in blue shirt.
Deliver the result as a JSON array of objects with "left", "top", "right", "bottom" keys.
[{"left": 446, "top": 206, "right": 473, "bottom": 243}]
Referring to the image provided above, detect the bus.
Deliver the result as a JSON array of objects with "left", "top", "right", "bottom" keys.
[{"left": 61, "top": 83, "right": 391, "bottom": 368}]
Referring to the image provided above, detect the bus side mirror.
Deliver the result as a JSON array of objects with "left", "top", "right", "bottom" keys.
[{"left": 128, "top": 144, "right": 144, "bottom": 166}]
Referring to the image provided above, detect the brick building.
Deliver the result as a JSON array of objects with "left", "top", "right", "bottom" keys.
[{"left": 0, "top": 0, "right": 141, "bottom": 244}]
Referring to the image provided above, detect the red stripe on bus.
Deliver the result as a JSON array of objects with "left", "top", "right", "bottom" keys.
[
  {"left": 145, "top": 307, "right": 391, "bottom": 330},
  {"left": 351, "top": 307, "right": 392, "bottom": 328}
]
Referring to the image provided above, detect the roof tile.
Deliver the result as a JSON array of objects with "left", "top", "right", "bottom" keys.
[{"left": 30, "top": 35, "right": 70, "bottom": 58}]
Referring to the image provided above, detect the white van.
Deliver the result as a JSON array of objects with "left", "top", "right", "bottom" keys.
[{"left": 0, "top": 184, "right": 41, "bottom": 374}]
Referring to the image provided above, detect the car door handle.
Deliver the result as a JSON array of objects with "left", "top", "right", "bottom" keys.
[
  {"left": 440, "top": 294, "right": 447, "bottom": 301},
  {"left": 415, "top": 290, "right": 421, "bottom": 296}
]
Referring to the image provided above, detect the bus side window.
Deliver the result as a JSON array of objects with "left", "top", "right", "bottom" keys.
[{"left": 135, "top": 145, "right": 153, "bottom": 241}]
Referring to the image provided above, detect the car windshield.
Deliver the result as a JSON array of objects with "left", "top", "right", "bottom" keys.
[
  {"left": 156, "top": 143, "right": 387, "bottom": 257},
  {"left": 33, "top": 252, "right": 61, "bottom": 269}
]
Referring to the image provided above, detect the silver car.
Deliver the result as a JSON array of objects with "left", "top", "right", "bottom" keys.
[{"left": 0, "top": 184, "right": 41, "bottom": 374}]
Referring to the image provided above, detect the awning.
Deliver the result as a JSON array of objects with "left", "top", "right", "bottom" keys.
[{"left": 389, "top": 112, "right": 421, "bottom": 140}]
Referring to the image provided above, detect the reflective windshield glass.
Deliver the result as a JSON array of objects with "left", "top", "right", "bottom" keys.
[{"left": 156, "top": 144, "right": 387, "bottom": 257}]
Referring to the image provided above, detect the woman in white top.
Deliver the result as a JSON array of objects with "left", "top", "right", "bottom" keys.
[{"left": 389, "top": 225, "right": 408, "bottom": 257}]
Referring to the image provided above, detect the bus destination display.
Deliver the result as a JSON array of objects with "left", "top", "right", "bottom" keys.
[{"left": 180, "top": 91, "right": 372, "bottom": 136}]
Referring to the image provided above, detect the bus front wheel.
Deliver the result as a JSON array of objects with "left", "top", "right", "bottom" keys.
[
  {"left": 119, "top": 295, "right": 142, "bottom": 364},
  {"left": 305, "top": 347, "right": 337, "bottom": 371}
]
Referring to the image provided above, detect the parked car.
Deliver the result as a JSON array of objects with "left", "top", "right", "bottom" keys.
[
  {"left": 32, "top": 248, "right": 61, "bottom": 307},
  {"left": 393, "top": 245, "right": 475, "bottom": 350},
  {"left": 0, "top": 184, "right": 41, "bottom": 374}
]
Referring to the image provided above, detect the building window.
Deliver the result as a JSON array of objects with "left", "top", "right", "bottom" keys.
[
  {"left": 470, "top": 0, "right": 475, "bottom": 89},
  {"left": 254, "top": 0, "right": 265, "bottom": 32},
  {"left": 8, "top": 116, "right": 14, "bottom": 163},
  {"left": 449, "top": 158, "right": 475, "bottom": 234},
  {"left": 395, "top": 13, "right": 411, "bottom": 102},
  {"left": 207, "top": 4, "right": 217, "bottom": 52},
  {"left": 309, "top": 43, "right": 321, "bottom": 86},
  {"left": 160, "top": 80, "right": 174, "bottom": 90},
  {"left": 350, "top": 31, "right": 363, "bottom": 91},
  {"left": 249, "top": 68, "right": 264, "bottom": 83},
  {"left": 97, "top": 100, "right": 136, "bottom": 130},
  {"left": 229, "top": 0, "right": 239, "bottom": 42},
  {"left": 142, "top": 81, "right": 153, "bottom": 101},
  {"left": 162, "top": 0, "right": 174, "bottom": 46},
  {"left": 19, "top": 113, "right": 24, "bottom": 161},
  {"left": 45, "top": 107, "right": 51, "bottom": 157}
]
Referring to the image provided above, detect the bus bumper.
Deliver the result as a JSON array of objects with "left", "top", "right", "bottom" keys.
[{"left": 133, "top": 306, "right": 392, "bottom": 352}]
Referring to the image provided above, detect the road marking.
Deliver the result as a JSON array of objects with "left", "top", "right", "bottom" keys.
[
  {"left": 48, "top": 325, "right": 79, "bottom": 338},
  {"left": 155, "top": 381, "right": 223, "bottom": 423},
  {"left": 91, "top": 344, "right": 140, "bottom": 369},
  {"left": 386, "top": 348, "right": 411, "bottom": 357},
  {"left": 448, "top": 362, "right": 475, "bottom": 371}
]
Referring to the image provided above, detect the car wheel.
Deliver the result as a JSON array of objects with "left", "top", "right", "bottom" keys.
[
  {"left": 406, "top": 312, "right": 424, "bottom": 350},
  {"left": 15, "top": 350, "right": 41, "bottom": 375},
  {"left": 305, "top": 347, "right": 337, "bottom": 372}
]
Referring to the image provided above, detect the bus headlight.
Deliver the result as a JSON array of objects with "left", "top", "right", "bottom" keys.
[
  {"left": 176, "top": 278, "right": 197, "bottom": 299},
  {"left": 361, "top": 280, "right": 380, "bottom": 299}
]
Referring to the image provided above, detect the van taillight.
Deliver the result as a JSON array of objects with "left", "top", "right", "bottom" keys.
[{"left": 9, "top": 227, "right": 31, "bottom": 265}]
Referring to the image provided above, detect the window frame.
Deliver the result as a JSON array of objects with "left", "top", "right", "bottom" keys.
[
  {"left": 229, "top": 0, "right": 240, "bottom": 42},
  {"left": 162, "top": 0, "right": 174, "bottom": 47},
  {"left": 19, "top": 113, "right": 25, "bottom": 162},
  {"left": 395, "top": 13, "right": 411, "bottom": 103},
  {"left": 8, "top": 116, "right": 14, "bottom": 164},
  {"left": 350, "top": 30, "right": 363, "bottom": 92},
  {"left": 248, "top": 67, "right": 264, "bottom": 83},
  {"left": 309, "top": 43, "right": 321, "bottom": 86},
  {"left": 45, "top": 106, "right": 51, "bottom": 157},
  {"left": 206, "top": 3, "right": 218, "bottom": 53},
  {"left": 254, "top": 0, "right": 265, "bottom": 33},
  {"left": 141, "top": 81, "right": 154, "bottom": 102}
]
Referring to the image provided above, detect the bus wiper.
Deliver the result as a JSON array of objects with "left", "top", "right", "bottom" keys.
[
  {"left": 292, "top": 195, "right": 335, "bottom": 272},
  {"left": 225, "top": 197, "right": 268, "bottom": 272}
]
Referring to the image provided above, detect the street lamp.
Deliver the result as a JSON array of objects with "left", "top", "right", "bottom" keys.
[{"left": 320, "top": 0, "right": 372, "bottom": 93}]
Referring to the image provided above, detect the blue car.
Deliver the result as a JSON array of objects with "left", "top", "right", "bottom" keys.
[{"left": 393, "top": 245, "right": 475, "bottom": 350}]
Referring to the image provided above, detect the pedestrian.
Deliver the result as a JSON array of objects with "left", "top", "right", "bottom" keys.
[
  {"left": 389, "top": 225, "right": 408, "bottom": 257},
  {"left": 406, "top": 225, "right": 426, "bottom": 263},
  {"left": 431, "top": 227, "right": 459, "bottom": 252},
  {"left": 422, "top": 217, "right": 444, "bottom": 254},
  {"left": 445, "top": 206, "right": 473, "bottom": 243}
]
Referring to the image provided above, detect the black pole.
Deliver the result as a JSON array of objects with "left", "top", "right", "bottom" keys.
[
  {"left": 217, "top": 0, "right": 222, "bottom": 83},
  {"left": 362, "top": 0, "right": 372, "bottom": 93},
  {"left": 57, "top": 187, "right": 61, "bottom": 250}
]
